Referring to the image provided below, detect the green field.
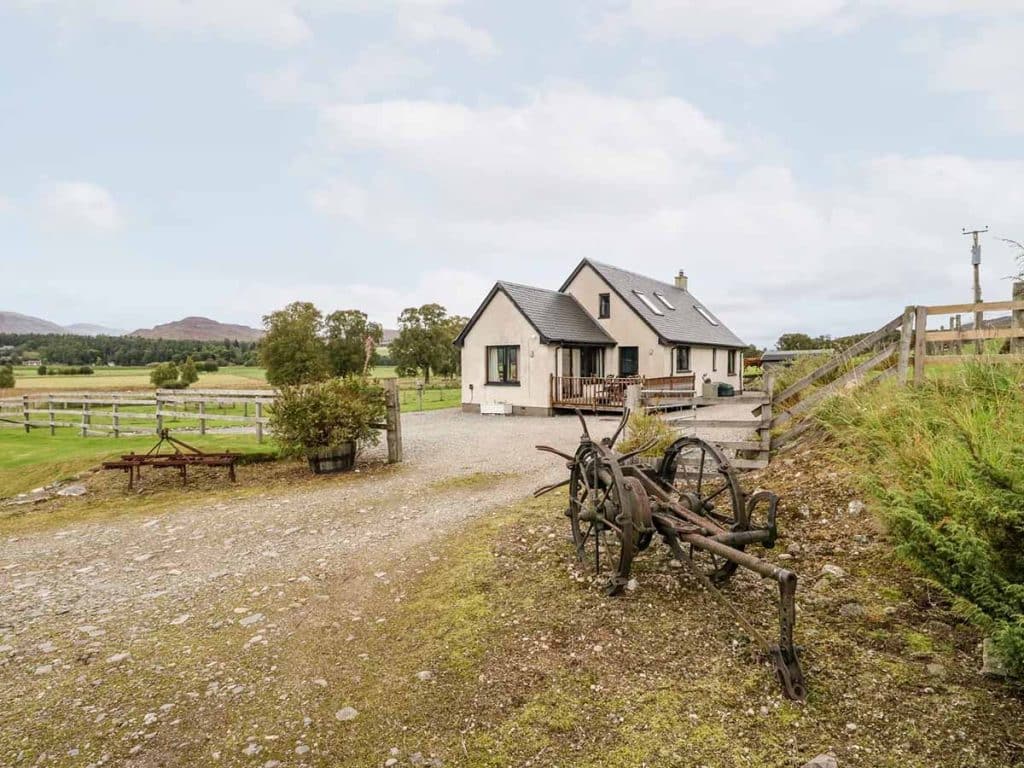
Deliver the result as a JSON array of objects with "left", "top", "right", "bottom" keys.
[{"left": 0, "top": 430, "right": 274, "bottom": 499}]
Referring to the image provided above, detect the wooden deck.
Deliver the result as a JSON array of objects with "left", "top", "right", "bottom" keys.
[{"left": 550, "top": 374, "right": 696, "bottom": 413}]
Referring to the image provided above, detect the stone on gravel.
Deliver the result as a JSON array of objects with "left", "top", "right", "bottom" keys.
[
  {"left": 821, "top": 564, "right": 847, "bottom": 579},
  {"left": 838, "top": 602, "right": 864, "bottom": 618},
  {"left": 847, "top": 500, "right": 865, "bottom": 515},
  {"left": 801, "top": 756, "right": 838, "bottom": 768},
  {"left": 385, "top": 760, "right": 398, "bottom": 767},
  {"left": 242, "top": 743, "right": 262, "bottom": 756},
  {"left": 106, "top": 652, "right": 130, "bottom": 665},
  {"left": 239, "top": 613, "right": 264, "bottom": 627},
  {"left": 335, "top": 707, "right": 359, "bottom": 722},
  {"left": 415, "top": 670, "right": 434, "bottom": 681},
  {"left": 295, "top": 745, "right": 310, "bottom": 755},
  {"left": 56, "top": 484, "right": 87, "bottom": 497}
]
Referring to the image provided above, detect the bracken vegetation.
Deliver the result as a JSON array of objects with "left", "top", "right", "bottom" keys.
[{"left": 817, "top": 361, "right": 1024, "bottom": 675}]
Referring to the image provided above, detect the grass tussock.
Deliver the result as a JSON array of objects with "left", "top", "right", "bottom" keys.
[
  {"left": 618, "top": 411, "right": 677, "bottom": 457},
  {"left": 817, "top": 360, "right": 1024, "bottom": 675}
]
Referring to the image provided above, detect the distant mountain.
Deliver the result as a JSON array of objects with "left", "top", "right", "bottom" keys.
[
  {"left": 381, "top": 328, "right": 400, "bottom": 345},
  {"left": 0, "top": 311, "right": 67, "bottom": 335},
  {"left": 64, "top": 323, "right": 126, "bottom": 337},
  {"left": 129, "top": 316, "right": 264, "bottom": 342}
]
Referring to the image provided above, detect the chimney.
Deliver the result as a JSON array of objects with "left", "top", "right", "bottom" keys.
[{"left": 674, "top": 270, "right": 688, "bottom": 291}]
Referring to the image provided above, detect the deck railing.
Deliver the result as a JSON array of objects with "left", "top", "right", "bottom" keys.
[{"left": 549, "top": 375, "right": 643, "bottom": 410}]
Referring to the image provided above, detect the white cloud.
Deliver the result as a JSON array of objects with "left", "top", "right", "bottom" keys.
[
  {"left": 14, "top": 0, "right": 312, "bottom": 46},
  {"left": 255, "top": 46, "right": 430, "bottom": 106},
  {"left": 11, "top": 0, "right": 495, "bottom": 52},
  {"left": 928, "top": 25, "right": 1024, "bottom": 134},
  {"left": 40, "top": 181, "right": 122, "bottom": 232},
  {"left": 593, "top": 0, "right": 1023, "bottom": 43},
  {"left": 396, "top": 8, "right": 497, "bottom": 57},
  {"left": 309, "top": 84, "right": 1024, "bottom": 345}
]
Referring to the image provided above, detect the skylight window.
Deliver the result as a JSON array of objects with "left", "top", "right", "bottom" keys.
[
  {"left": 654, "top": 292, "right": 675, "bottom": 310},
  {"left": 633, "top": 291, "right": 664, "bottom": 316},
  {"left": 694, "top": 305, "right": 719, "bottom": 326}
]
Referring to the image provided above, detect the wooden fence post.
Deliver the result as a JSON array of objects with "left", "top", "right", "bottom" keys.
[
  {"left": 913, "top": 305, "right": 928, "bottom": 384},
  {"left": 156, "top": 395, "right": 164, "bottom": 434},
  {"left": 48, "top": 394, "right": 55, "bottom": 435},
  {"left": 384, "top": 379, "right": 403, "bottom": 464},
  {"left": 81, "top": 401, "right": 90, "bottom": 437},
  {"left": 22, "top": 394, "right": 29, "bottom": 433},
  {"left": 760, "top": 370, "right": 774, "bottom": 456},
  {"left": 1012, "top": 282, "right": 1024, "bottom": 355},
  {"left": 255, "top": 401, "right": 263, "bottom": 445},
  {"left": 112, "top": 401, "right": 120, "bottom": 438},
  {"left": 897, "top": 306, "right": 914, "bottom": 385},
  {"left": 198, "top": 400, "right": 206, "bottom": 436},
  {"left": 624, "top": 383, "right": 642, "bottom": 415}
]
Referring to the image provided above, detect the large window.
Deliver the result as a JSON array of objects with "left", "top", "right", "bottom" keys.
[
  {"left": 598, "top": 293, "right": 610, "bottom": 319},
  {"left": 619, "top": 346, "right": 639, "bottom": 377},
  {"left": 728, "top": 349, "right": 737, "bottom": 375},
  {"left": 674, "top": 346, "right": 691, "bottom": 373},
  {"left": 486, "top": 345, "right": 519, "bottom": 385}
]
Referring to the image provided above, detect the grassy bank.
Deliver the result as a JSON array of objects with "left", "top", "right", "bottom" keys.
[{"left": 817, "top": 361, "right": 1024, "bottom": 675}]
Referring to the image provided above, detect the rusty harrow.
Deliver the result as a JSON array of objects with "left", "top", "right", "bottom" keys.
[
  {"left": 536, "top": 410, "right": 806, "bottom": 700},
  {"left": 102, "top": 429, "right": 240, "bottom": 489}
]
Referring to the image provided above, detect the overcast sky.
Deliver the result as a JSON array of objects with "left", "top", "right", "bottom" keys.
[{"left": 2, "top": 1, "right": 1023, "bottom": 346}]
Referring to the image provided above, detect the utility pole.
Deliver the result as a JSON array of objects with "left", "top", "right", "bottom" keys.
[{"left": 962, "top": 226, "right": 988, "bottom": 354}]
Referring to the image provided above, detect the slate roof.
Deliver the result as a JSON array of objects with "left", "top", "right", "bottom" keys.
[
  {"left": 453, "top": 281, "right": 614, "bottom": 347},
  {"left": 560, "top": 259, "right": 747, "bottom": 348}
]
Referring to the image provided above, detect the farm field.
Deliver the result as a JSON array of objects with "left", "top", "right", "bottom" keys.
[{"left": 10, "top": 365, "right": 270, "bottom": 391}]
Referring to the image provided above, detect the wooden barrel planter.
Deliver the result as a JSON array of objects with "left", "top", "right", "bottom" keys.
[{"left": 306, "top": 442, "right": 356, "bottom": 474}]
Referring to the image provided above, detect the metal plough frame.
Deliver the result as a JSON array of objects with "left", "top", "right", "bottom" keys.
[{"left": 536, "top": 410, "right": 807, "bottom": 701}]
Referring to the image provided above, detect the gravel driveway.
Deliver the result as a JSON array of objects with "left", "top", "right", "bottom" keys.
[{"left": 0, "top": 406, "right": 762, "bottom": 764}]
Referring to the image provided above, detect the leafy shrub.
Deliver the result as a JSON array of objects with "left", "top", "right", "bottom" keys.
[
  {"left": 817, "top": 361, "right": 1024, "bottom": 675},
  {"left": 37, "top": 364, "right": 47, "bottom": 375},
  {"left": 199, "top": 360, "right": 219, "bottom": 372},
  {"left": 180, "top": 357, "right": 199, "bottom": 385},
  {"left": 269, "top": 376, "right": 386, "bottom": 458},
  {"left": 151, "top": 362, "right": 181, "bottom": 388},
  {"left": 618, "top": 411, "right": 677, "bottom": 457},
  {"left": 0, "top": 365, "right": 14, "bottom": 388}
]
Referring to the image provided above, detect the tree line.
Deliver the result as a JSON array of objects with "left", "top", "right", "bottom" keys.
[
  {"left": 260, "top": 302, "right": 466, "bottom": 385},
  {"left": 0, "top": 334, "right": 260, "bottom": 367}
]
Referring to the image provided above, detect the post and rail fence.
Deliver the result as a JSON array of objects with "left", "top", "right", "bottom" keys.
[{"left": 0, "top": 380, "right": 405, "bottom": 464}]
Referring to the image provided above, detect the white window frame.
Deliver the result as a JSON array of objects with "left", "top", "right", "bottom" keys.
[
  {"left": 654, "top": 292, "right": 675, "bottom": 310},
  {"left": 633, "top": 290, "right": 664, "bottom": 316},
  {"left": 694, "top": 305, "right": 719, "bottom": 326}
]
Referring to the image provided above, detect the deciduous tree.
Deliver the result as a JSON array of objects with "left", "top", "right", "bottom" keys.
[
  {"left": 391, "top": 304, "right": 462, "bottom": 383},
  {"left": 324, "top": 310, "right": 383, "bottom": 376},
  {"left": 260, "top": 302, "right": 328, "bottom": 386}
]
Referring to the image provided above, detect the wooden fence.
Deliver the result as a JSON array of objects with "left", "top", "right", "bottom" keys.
[{"left": 0, "top": 381, "right": 404, "bottom": 463}]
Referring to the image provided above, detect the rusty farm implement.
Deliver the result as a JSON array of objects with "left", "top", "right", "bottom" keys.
[
  {"left": 535, "top": 411, "right": 807, "bottom": 700},
  {"left": 102, "top": 429, "right": 241, "bottom": 489}
]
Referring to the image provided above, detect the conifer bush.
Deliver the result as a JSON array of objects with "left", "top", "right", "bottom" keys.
[{"left": 817, "top": 362, "right": 1024, "bottom": 675}]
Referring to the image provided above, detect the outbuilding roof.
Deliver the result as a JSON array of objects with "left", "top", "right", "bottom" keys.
[
  {"left": 453, "top": 281, "right": 614, "bottom": 347},
  {"left": 560, "top": 259, "right": 746, "bottom": 348}
]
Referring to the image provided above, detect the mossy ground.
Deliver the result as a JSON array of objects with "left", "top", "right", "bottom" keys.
[{"left": 2, "top": 446, "right": 1022, "bottom": 767}]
